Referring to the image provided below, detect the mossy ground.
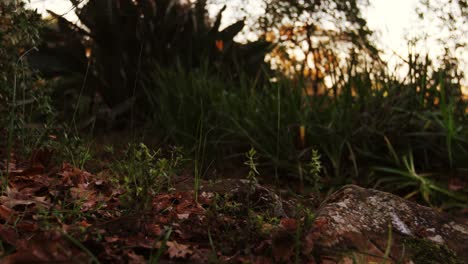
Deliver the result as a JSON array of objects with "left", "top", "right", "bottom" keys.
[{"left": 402, "top": 237, "right": 463, "bottom": 264}]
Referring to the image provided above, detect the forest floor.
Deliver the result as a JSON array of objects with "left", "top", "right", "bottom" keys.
[
  {"left": 1, "top": 130, "right": 467, "bottom": 264},
  {"left": 0, "top": 136, "right": 321, "bottom": 264}
]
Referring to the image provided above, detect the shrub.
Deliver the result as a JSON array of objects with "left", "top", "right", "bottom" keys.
[{"left": 0, "top": 2, "right": 54, "bottom": 154}]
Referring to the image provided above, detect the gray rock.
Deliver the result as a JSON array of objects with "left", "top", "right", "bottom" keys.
[{"left": 305, "top": 185, "right": 467, "bottom": 263}]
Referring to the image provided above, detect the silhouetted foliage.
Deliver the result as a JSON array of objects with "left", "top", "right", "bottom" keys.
[
  {"left": 30, "top": 0, "right": 274, "bottom": 110},
  {"left": 0, "top": 2, "right": 52, "bottom": 127}
]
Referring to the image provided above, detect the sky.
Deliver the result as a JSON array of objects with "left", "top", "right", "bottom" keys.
[
  {"left": 27, "top": 0, "right": 467, "bottom": 91},
  {"left": 365, "top": 0, "right": 418, "bottom": 66}
]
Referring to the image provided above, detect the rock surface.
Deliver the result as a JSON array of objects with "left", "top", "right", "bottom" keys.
[{"left": 305, "top": 185, "right": 467, "bottom": 263}]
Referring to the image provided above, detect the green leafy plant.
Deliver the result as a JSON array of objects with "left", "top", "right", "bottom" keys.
[
  {"left": 53, "top": 133, "right": 93, "bottom": 170},
  {"left": 243, "top": 146, "right": 260, "bottom": 255},
  {"left": 244, "top": 147, "right": 260, "bottom": 189},
  {"left": 112, "top": 143, "right": 184, "bottom": 210},
  {"left": 305, "top": 149, "right": 323, "bottom": 193},
  {"left": 374, "top": 150, "right": 467, "bottom": 205}
]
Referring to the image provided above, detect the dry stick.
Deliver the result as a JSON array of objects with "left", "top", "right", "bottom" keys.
[
  {"left": 275, "top": 81, "right": 281, "bottom": 185},
  {"left": 131, "top": 43, "right": 144, "bottom": 142},
  {"left": 43, "top": 0, "right": 88, "bottom": 20},
  {"left": 72, "top": 59, "right": 91, "bottom": 134}
]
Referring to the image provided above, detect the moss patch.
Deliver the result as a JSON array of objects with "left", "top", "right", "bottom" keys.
[{"left": 403, "top": 237, "right": 463, "bottom": 264}]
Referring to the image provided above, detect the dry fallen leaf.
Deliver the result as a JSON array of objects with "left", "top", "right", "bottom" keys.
[
  {"left": 0, "top": 204, "right": 17, "bottom": 223},
  {"left": 59, "top": 163, "right": 92, "bottom": 186},
  {"left": 127, "top": 250, "right": 146, "bottom": 264},
  {"left": 0, "top": 187, "right": 50, "bottom": 209},
  {"left": 166, "top": 240, "right": 193, "bottom": 259},
  {"left": 177, "top": 213, "right": 190, "bottom": 220},
  {"left": 1, "top": 231, "right": 89, "bottom": 264},
  {"left": 280, "top": 218, "right": 297, "bottom": 232}
]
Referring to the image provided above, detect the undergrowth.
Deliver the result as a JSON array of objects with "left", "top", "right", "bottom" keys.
[
  {"left": 109, "top": 143, "right": 185, "bottom": 210},
  {"left": 141, "top": 49, "right": 467, "bottom": 208}
]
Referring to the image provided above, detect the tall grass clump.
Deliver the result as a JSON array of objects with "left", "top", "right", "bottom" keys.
[
  {"left": 142, "top": 63, "right": 225, "bottom": 149},
  {"left": 224, "top": 76, "right": 307, "bottom": 173}
]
